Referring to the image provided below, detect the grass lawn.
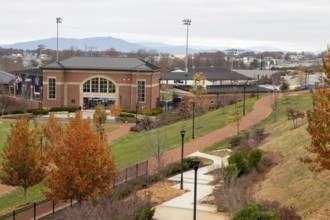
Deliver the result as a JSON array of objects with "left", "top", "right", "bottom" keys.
[{"left": 0, "top": 183, "right": 48, "bottom": 215}]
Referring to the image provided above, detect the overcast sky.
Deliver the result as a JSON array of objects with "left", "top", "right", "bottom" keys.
[{"left": 1, "top": 0, "right": 329, "bottom": 52}]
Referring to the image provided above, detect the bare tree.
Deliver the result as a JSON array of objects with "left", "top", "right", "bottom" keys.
[
  {"left": 270, "top": 89, "right": 279, "bottom": 122},
  {"left": 148, "top": 128, "right": 168, "bottom": 172}
]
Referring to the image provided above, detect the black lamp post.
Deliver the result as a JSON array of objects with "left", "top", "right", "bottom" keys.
[
  {"left": 135, "top": 104, "right": 138, "bottom": 127},
  {"left": 180, "top": 128, "right": 186, "bottom": 190},
  {"left": 256, "top": 74, "right": 260, "bottom": 100},
  {"left": 243, "top": 86, "right": 246, "bottom": 116},
  {"left": 192, "top": 158, "right": 201, "bottom": 220},
  {"left": 192, "top": 101, "right": 195, "bottom": 139}
]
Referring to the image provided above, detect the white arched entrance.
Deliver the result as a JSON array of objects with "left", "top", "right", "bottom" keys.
[{"left": 81, "top": 76, "right": 117, "bottom": 109}]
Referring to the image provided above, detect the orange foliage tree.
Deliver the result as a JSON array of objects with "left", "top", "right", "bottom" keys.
[
  {"left": 110, "top": 104, "right": 122, "bottom": 117},
  {"left": 93, "top": 103, "right": 107, "bottom": 127},
  {"left": 304, "top": 48, "right": 330, "bottom": 172},
  {"left": 44, "top": 111, "right": 116, "bottom": 203},
  {"left": 0, "top": 118, "right": 47, "bottom": 204}
]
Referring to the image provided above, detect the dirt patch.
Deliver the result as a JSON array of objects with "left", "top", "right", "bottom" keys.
[
  {"left": 256, "top": 151, "right": 283, "bottom": 182},
  {"left": 137, "top": 181, "right": 187, "bottom": 206},
  {"left": 210, "top": 149, "right": 231, "bottom": 157}
]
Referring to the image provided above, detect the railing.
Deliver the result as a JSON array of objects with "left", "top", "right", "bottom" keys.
[{"left": 0, "top": 160, "right": 148, "bottom": 220}]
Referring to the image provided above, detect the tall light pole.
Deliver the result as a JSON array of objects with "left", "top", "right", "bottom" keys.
[
  {"left": 180, "top": 128, "right": 186, "bottom": 190},
  {"left": 192, "top": 158, "right": 201, "bottom": 220},
  {"left": 183, "top": 19, "right": 191, "bottom": 75},
  {"left": 56, "top": 17, "right": 63, "bottom": 62}
]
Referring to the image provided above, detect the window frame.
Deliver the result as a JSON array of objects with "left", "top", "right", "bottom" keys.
[
  {"left": 137, "top": 80, "right": 146, "bottom": 103},
  {"left": 48, "top": 77, "right": 56, "bottom": 100}
]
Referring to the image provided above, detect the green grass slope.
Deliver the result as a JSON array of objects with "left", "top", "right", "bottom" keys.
[{"left": 254, "top": 92, "right": 330, "bottom": 219}]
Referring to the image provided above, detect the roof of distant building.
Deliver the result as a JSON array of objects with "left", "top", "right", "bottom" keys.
[
  {"left": 0, "top": 70, "right": 15, "bottom": 84},
  {"left": 174, "top": 84, "right": 274, "bottom": 94},
  {"left": 162, "top": 66, "right": 252, "bottom": 81},
  {"left": 234, "top": 69, "right": 280, "bottom": 79},
  {"left": 41, "top": 57, "right": 161, "bottom": 72},
  {"left": 11, "top": 68, "right": 43, "bottom": 76}
]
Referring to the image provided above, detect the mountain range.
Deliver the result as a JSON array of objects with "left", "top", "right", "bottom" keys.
[{"left": 0, "top": 36, "right": 283, "bottom": 55}]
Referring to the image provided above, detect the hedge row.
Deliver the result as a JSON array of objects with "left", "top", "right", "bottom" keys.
[{"left": 122, "top": 108, "right": 163, "bottom": 116}]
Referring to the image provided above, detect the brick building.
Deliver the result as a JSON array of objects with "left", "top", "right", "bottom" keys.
[{"left": 41, "top": 57, "right": 161, "bottom": 110}]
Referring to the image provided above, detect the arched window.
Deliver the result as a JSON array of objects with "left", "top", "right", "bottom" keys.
[{"left": 83, "top": 78, "right": 116, "bottom": 93}]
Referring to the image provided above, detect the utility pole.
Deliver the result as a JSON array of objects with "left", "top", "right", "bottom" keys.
[
  {"left": 183, "top": 19, "right": 191, "bottom": 75},
  {"left": 56, "top": 17, "right": 63, "bottom": 62}
]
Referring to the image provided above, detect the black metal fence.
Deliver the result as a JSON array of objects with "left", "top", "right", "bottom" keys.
[{"left": 0, "top": 160, "right": 148, "bottom": 220}]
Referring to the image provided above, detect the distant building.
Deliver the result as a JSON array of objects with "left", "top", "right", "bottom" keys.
[
  {"left": 41, "top": 57, "right": 161, "bottom": 110},
  {"left": 0, "top": 70, "right": 15, "bottom": 95}
]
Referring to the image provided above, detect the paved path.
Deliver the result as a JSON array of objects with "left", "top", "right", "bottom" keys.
[
  {"left": 148, "top": 95, "right": 273, "bottom": 173},
  {"left": 107, "top": 123, "right": 134, "bottom": 142},
  {"left": 154, "top": 151, "right": 229, "bottom": 220}
]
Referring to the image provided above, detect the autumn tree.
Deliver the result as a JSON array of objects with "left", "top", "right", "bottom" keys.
[
  {"left": 93, "top": 103, "right": 107, "bottom": 127},
  {"left": 178, "top": 96, "right": 192, "bottom": 119},
  {"left": 0, "top": 118, "right": 47, "bottom": 204},
  {"left": 190, "top": 72, "right": 208, "bottom": 128},
  {"left": 44, "top": 111, "right": 116, "bottom": 203},
  {"left": 109, "top": 104, "right": 122, "bottom": 118},
  {"left": 304, "top": 48, "right": 330, "bottom": 172}
]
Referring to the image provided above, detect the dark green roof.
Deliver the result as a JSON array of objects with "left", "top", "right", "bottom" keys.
[{"left": 42, "top": 57, "right": 161, "bottom": 72}]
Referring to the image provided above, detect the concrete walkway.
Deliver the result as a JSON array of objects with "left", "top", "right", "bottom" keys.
[{"left": 154, "top": 151, "right": 230, "bottom": 220}]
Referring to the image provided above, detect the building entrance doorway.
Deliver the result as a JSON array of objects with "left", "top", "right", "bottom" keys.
[{"left": 83, "top": 97, "right": 115, "bottom": 110}]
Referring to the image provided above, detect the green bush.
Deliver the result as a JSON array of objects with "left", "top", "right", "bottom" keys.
[
  {"left": 11, "top": 110, "right": 24, "bottom": 114},
  {"left": 119, "top": 113, "right": 135, "bottom": 118},
  {"left": 31, "top": 109, "right": 49, "bottom": 115},
  {"left": 0, "top": 112, "right": 8, "bottom": 116},
  {"left": 229, "top": 135, "right": 243, "bottom": 147},
  {"left": 161, "top": 157, "right": 194, "bottom": 177},
  {"left": 222, "top": 163, "right": 238, "bottom": 182},
  {"left": 49, "top": 106, "right": 79, "bottom": 112},
  {"left": 248, "top": 148, "right": 263, "bottom": 171},
  {"left": 136, "top": 204, "right": 155, "bottom": 220},
  {"left": 228, "top": 151, "right": 249, "bottom": 175},
  {"left": 233, "top": 203, "right": 279, "bottom": 220}
]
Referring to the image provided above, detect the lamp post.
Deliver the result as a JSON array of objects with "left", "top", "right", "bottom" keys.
[
  {"left": 56, "top": 17, "right": 62, "bottom": 62},
  {"left": 183, "top": 19, "right": 191, "bottom": 75},
  {"left": 192, "top": 158, "right": 201, "bottom": 220},
  {"left": 192, "top": 101, "right": 195, "bottom": 139},
  {"left": 243, "top": 86, "right": 246, "bottom": 116},
  {"left": 180, "top": 128, "right": 186, "bottom": 190},
  {"left": 135, "top": 103, "right": 138, "bottom": 127}
]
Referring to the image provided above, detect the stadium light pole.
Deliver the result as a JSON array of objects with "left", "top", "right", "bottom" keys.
[
  {"left": 183, "top": 19, "right": 191, "bottom": 75},
  {"left": 56, "top": 17, "right": 63, "bottom": 62}
]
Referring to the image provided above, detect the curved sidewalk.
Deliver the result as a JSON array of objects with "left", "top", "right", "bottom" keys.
[{"left": 154, "top": 151, "right": 229, "bottom": 220}]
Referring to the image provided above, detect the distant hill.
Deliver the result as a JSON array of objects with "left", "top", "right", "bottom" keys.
[{"left": 1, "top": 36, "right": 285, "bottom": 54}]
